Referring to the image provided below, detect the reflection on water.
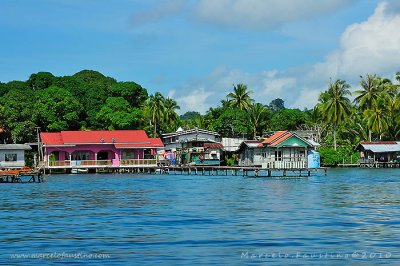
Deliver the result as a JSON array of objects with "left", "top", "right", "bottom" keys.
[{"left": 0, "top": 169, "right": 400, "bottom": 265}]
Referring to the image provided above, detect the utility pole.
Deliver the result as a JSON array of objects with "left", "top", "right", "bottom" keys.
[{"left": 35, "top": 127, "right": 42, "bottom": 165}]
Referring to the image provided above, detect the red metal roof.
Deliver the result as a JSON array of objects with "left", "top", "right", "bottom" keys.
[
  {"left": 41, "top": 130, "right": 164, "bottom": 148},
  {"left": 204, "top": 143, "right": 224, "bottom": 149},
  {"left": 61, "top": 130, "right": 149, "bottom": 143},
  {"left": 262, "top": 131, "right": 287, "bottom": 144},
  {"left": 260, "top": 131, "right": 293, "bottom": 147},
  {"left": 41, "top": 132, "right": 64, "bottom": 145}
]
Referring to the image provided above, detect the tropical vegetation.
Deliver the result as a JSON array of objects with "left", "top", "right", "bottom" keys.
[{"left": 1, "top": 70, "right": 400, "bottom": 166}]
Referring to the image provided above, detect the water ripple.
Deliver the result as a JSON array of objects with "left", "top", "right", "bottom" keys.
[{"left": 0, "top": 169, "right": 399, "bottom": 265}]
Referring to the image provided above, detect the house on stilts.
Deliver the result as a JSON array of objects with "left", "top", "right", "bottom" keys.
[
  {"left": 236, "top": 131, "right": 320, "bottom": 169},
  {"left": 40, "top": 130, "right": 163, "bottom": 172}
]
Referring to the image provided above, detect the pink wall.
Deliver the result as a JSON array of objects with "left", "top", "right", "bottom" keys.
[{"left": 44, "top": 144, "right": 152, "bottom": 161}]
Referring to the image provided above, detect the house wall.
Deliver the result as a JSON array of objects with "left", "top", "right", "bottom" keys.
[
  {"left": 238, "top": 147, "right": 310, "bottom": 167},
  {"left": 0, "top": 149, "right": 26, "bottom": 168},
  {"left": 164, "top": 132, "right": 220, "bottom": 147},
  {"left": 205, "top": 148, "right": 221, "bottom": 160},
  {"left": 44, "top": 145, "right": 147, "bottom": 161}
]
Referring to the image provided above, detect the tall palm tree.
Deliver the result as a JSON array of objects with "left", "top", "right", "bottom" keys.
[
  {"left": 365, "top": 98, "right": 389, "bottom": 140},
  {"left": 385, "top": 95, "right": 400, "bottom": 139},
  {"left": 247, "top": 103, "right": 268, "bottom": 139},
  {"left": 147, "top": 92, "right": 165, "bottom": 137},
  {"left": 227, "top": 84, "right": 254, "bottom": 110},
  {"left": 353, "top": 74, "right": 392, "bottom": 141},
  {"left": 319, "top": 79, "right": 352, "bottom": 150},
  {"left": 163, "top": 97, "right": 180, "bottom": 127}
]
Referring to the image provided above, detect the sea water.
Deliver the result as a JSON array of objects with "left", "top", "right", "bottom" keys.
[{"left": 0, "top": 168, "right": 399, "bottom": 265}]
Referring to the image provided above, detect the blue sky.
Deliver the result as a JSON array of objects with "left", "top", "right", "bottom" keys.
[{"left": 1, "top": 0, "right": 400, "bottom": 113}]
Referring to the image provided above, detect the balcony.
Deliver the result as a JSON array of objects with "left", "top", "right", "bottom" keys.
[{"left": 46, "top": 159, "right": 157, "bottom": 168}]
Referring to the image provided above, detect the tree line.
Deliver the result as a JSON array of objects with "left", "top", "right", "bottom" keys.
[{"left": 1, "top": 70, "right": 400, "bottom": 165}]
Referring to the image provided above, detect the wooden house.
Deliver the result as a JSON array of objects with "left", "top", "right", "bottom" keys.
[
  {"left": 236, "top": 131, "right": 319, "bottom": 169},
  {"left": 355, "top": 141, "right": 400, "bottom": 163},
  {"left": 0, "top": 144, "right": 32, "bottom": 169}
]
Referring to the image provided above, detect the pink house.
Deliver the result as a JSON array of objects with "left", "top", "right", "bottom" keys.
[{"left": 41, "top": 130, "right": 164, "bottom": 169}]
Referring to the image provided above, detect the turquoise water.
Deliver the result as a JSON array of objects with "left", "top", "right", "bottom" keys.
[{"left": 1, "top": 168, "right": 399, "bottom": 265}]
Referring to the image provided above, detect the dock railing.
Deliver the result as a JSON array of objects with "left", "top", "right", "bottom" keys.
[
  {"left": 240, "top": 156, "right": 308, "bottom": 169},
  {"left": 120, "top": 159, "right": 157, "bottom": 166}
]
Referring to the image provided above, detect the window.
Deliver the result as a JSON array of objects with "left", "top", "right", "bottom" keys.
[
  {"left": 5, "top": 154, "right": 17, "bottom": 162},
  {"left": 72, "top": 152, "right": 91, "bottom": 160},
  {"left": 274, "top": 151, "right": 282, "bottom": 161}
]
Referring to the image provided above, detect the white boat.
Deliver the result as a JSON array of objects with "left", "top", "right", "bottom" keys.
[{"left": 71, "top": 168, "right": 89, "bottom": 174}]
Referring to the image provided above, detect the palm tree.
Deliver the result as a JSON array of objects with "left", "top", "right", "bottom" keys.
[
  {"left": 365, "top": 98, "right": 389, "bottom": 140},
  {"left": 147, "top": 92, "right": 165, "bottom": 137},
  {"left": 227, "top": 84, "right": 254, "bottom": 110},
  {"left": 163, "top": 97, "right": 180, "bottom": 128},
  {"left": 353, "top": 74, "right": 393, "bottom": 141},
  {"left": 319, "top": 79, "right": 352, "bottom": 150},
  {"left": 247, "top": 103, "right": 268, "bottom": 139},
  {"left": 385, "top": 96, "right": 400, "bottom": 139}
]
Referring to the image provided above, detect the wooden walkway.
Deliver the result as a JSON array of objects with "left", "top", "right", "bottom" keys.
[
  {"left": 157, "top": 166, "right": 327, "bottom": 177},
  {"left": 339, "top": 162, "right": 400, "bottom": 168},
  {"left": 0, "top": 167, "right": 45, "bottom": 183},
  {"left": 40, "top": 165, "right": 327, "bottom": 177}
]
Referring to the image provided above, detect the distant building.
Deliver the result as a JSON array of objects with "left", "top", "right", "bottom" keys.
[
  {"left": 236, "top": 131, "right": 319, "bottom": 169},
  {"left": 0, "top": 144, "right": 32, "bottom": 169},
  {"left": 161, "top": 128, "right": 223, "bottom": 165},
  {"left": 355, "top": 141, "right": 400, "bottom": 163},
  {"left": 221, "top": 138, "right": 245, "bottom": 152}
]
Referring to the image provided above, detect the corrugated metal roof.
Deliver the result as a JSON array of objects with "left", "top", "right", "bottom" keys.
[
  {"left": 0, "top": 144, "right": 32, "bottom": 150},
  {"left": 359, "top": 142, "right": 400, "bottom": 152},
  {"left": 204, "top": 143, "right": 224, "bottom": 149},
  {"left": 307, "top": 139, "right": 320, "bottom": 147},
  {"left": 242, "top": 140, "right": 262, "bottom": 148}
]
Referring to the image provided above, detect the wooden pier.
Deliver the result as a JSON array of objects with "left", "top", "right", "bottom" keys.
[
  {"left": 0, "top": 167, "right": 45, "bottom": 183},
  {"left": 40, "top": 164, "right": 327, "bottom": 177},
  {"left": 339, "top": 162, "right": 400, "bottom": 168},
  {"left": 155, "top": 166, "right": 327, "bottom": 177}
]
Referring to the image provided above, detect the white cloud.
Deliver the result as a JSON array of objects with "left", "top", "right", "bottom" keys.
[
  {"left": 174, "top": 88, "right": 214, "bottom": 114},
  {"left": 173, "top": 1, "right": 400, "bottom": 114},
  {"left": 193, "top": 0, "right": 352, "bottom": 30}
]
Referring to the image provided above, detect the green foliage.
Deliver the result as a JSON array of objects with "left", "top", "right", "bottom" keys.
[
  {"left": 269, "top": 109, "right": 310, "bottom": 131},
  {"left": 319, "top": 146, "right": 360, "bottom": 167},
  {"left": 71, "top": 70, "right": 117, "bottom": 128},
  {"left": 248, "top": 103, "right": 270, "bottom": 139},
  {"left": 33, "top": 86, "right": 83, "bottom": 131},
  {"left": 144, "top": 92, "right": 181, "bottom": 136},
  {"left": 268, "top": 98, "right": 285, "bottom": 113},
  {"left": 226, "top": 157, "right": 235, "bottom": 166},
  {"left": 0, "top": 89, "right": 36, "bottom": 143},
  {"left": 111, "top": 82, "right": 148, "bottom": 107},
  {"left": 28, "top": 72, "right": 55, "bottom": 90},
  {"left": 227, "top": 83, "right": 254, "bottom": 110},
  {"left": 180, "top": 111, "right": 201, "bottom": 121},
  {"left": 3, "top": 69, "right": 400, "bottom": 163},
  {"left": 213, "top": 108, "right": 250, "bottom": 137},
  {"left": 96, "top": 97, "right": 142, "bottom": 130}
]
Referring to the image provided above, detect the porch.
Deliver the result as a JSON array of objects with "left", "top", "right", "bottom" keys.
[{"left": 45, "top": 158, "right": 158, "bottom": 168}]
